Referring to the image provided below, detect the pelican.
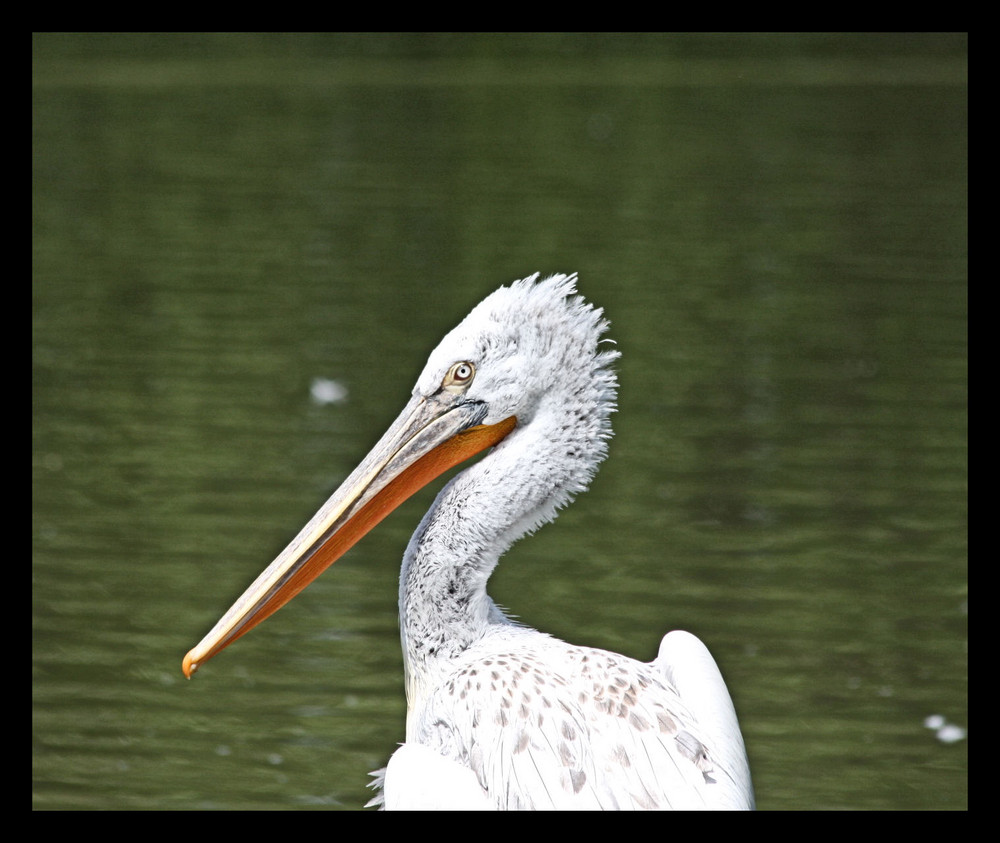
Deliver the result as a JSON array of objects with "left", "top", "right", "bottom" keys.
[{"left": 183, "top": 273, "right": 754, "bottom": 810}]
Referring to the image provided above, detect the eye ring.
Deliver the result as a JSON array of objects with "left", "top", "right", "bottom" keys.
[{"left": 443, "top": 361, "right": 476, "bottom": 392}]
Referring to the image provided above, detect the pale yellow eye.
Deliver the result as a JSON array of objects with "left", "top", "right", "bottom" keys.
[{"left": 443, "top": 361, "right": 475, "bottom": 392}]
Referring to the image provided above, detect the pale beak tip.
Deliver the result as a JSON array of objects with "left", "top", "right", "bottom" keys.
[{"left": 182, "top": 651, "right": 199, "bottom": 679}]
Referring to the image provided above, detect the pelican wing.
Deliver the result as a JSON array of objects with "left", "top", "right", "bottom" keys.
[{"left": 395, "top": 629, "right": 750, "bottom": 809}]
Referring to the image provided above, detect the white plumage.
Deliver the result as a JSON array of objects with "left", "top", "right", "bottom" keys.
[{"left": 184, "top": 273, "right": 754, "bottom": 810}]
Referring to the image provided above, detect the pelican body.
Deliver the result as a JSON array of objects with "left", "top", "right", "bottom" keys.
[{"left": 184, "top": 273, "right": 753, "bottom": 810}]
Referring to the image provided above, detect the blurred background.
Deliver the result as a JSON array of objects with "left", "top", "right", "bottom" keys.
[{"left": 33, "top": 33, "right": 967, "bottom": 809}]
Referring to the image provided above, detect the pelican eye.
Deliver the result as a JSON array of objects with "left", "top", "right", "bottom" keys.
[{"left": 443, "top": 361, "right": 476, "bottom": 393}]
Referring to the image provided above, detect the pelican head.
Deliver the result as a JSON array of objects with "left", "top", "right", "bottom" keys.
[{"left": 183, "top": 273, "right": 617, "bottom": 677}]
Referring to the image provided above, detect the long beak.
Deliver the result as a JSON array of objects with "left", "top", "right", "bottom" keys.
[{"left": 183, "top": 394, "right": 516, "bottom": 678}]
